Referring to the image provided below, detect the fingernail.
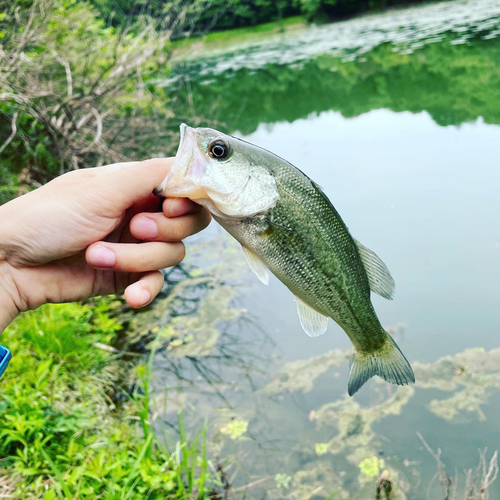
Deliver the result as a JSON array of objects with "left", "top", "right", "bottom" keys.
[
  {"left": 135, "top": 217, "right": 158, "bottom": 238},
  {"left": 88, "top": 244, "right": 116, "bottom": 268},
  {"left": 141, "top": 289, "right": 151, "bottom": 304}
]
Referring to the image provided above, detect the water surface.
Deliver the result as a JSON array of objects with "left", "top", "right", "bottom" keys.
[{"left": 149, "top": 2, "right": 500, "bottom": 497}]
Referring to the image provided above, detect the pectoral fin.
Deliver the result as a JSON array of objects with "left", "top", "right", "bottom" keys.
[
  {"left": 354, "top": 239, "right": 395, "bottom": 300},
  {"left": 241, "top": 245, "right": 270, "bottom": 285},
  {"left": 294, "top": 297, "right": 328, "bottom": 337}
]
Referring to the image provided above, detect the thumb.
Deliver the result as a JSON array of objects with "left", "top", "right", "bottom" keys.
[{"left": 89, "top": 158, "right": 174, "bottom": 209}]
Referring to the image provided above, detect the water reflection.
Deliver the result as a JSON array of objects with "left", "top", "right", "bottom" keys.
[{"left": 170, "top": 36, "right": 500, "bottom": 136}]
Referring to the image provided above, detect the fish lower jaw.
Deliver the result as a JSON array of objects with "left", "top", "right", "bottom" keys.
[{"left": 164, "top": 183, "right": 208, "bottom": 200}]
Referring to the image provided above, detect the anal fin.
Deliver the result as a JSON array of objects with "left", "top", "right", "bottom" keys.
[
  {"left": 294, "top": 297, "right": 328, "bottom": 337},
  {"left": 241, "top": 245, "right": 270, "bottom": 285}
]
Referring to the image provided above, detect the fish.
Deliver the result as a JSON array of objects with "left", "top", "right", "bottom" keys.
[{"left": 155, "top": 124, "right": 415, "bottom": 395}]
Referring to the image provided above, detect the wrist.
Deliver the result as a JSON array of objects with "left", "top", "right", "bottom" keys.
[
  {"left": 0, "top": 203, "right": 22, "bottom": 331},
  {"left": 0, "top": 261, "right": 21, "bottom": 332}
]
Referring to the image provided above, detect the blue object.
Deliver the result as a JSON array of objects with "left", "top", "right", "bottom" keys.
[{"left": 0, "top": 345, "right": 11, "bottom": 378}]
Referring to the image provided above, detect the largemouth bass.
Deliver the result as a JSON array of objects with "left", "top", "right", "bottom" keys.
[{"left": 155, "top": 124, "right": 415, "bottom": 395}]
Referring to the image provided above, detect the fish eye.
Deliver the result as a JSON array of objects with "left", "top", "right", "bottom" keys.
[{"left": 208, "top": 139, "right": 229, "bottom": 160}]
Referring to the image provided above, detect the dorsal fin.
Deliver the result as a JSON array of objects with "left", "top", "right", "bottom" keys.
[{"left": 354, "top": 239, "right": 395, "bottom": 300}]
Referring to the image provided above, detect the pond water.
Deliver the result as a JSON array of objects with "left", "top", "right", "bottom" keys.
[{"left": 147, "top": 1, "right": 500, "bottom": 497}]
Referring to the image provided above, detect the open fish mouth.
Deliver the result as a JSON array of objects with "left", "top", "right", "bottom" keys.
[
  {"left": 175, "top": 123, "right": 191, "bottom": 160},
  {"left": 153, "top": 123, "right": 200, "bottom": 196}
]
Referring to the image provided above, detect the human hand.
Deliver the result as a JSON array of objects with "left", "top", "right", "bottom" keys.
[{"left": 0, "top": 159, "right": 211, "bottom": 331}]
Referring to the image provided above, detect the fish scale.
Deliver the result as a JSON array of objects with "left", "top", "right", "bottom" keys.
[
  {"left": 220, "top": 158, "right": 385, "bottom": 352},
  {"left": 156, "top": 124, "right": 415, "bottom": 395}
]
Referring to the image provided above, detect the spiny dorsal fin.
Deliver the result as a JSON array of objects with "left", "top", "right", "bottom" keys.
[
  {"left": 241, "top": 245, "right": 270, "bottom": 285},
  {"left": 294, "top": 296, "right": 328, "bottom": 337},
  {"left": 354, "top": 239, "right": 395, "bottom": 300}
]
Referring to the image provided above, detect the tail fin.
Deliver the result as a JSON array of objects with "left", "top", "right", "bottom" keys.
[{"left": 347, "top": 334, "right": 415, "bottom": 396}]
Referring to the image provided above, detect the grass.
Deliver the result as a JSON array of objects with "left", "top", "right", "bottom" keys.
[
  {"left": 202, "top": 16, "right": 305, "bottom": 42},
  {"left": 0, "top": 299, "right": 219, "bottom": 499},
  {"left": 173, "top": 15, "right": 306, "bottom": 51}
]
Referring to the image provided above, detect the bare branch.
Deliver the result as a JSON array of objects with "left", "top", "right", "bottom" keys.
[
  {"left": 417, "top": 432, "right": 499, "bottom": 500},
  {"left": 0, "top": 112, "right": 18, "bottom": 154},
  {"left": 479, "top": 449, "right": 498, "bottom": 500},
  {"left": 0, "top": 93, "right": 29, "bottom": 104},
  {"left": 6, "top": 0, "right": 41, "bottom": 72},
  {"left": 54, "top": 54, "right": 73, "bottom": 98},
  {"left": 91, "top": 107, "right": 103, "bottom": 145}
]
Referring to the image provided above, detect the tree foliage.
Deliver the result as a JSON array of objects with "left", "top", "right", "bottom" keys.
[
  {"left": 297, "top": 0, "right": 434, "bottom": 21},
  {"left": 89, "top": 0, "right": 441, "bottom": 31},
  {"left": 90, "top": 0, "right": 297, "bottom": 31},
  {"left": 0, "top": 0, "right": 205, "bottom": 203}
]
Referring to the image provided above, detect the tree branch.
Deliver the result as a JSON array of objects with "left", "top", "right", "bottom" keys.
[{"left": 0, "top": 112, "right": 18, "bottom": 154}]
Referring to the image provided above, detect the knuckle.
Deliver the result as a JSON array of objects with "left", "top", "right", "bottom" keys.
[
  {"left": 162, "top": 242, "right": 185, "bottom": 266},
  {"left": 184, "top": 212, "right": 211, "bottom": 236},
  {"left": 163, "top": 217, "right": 192, "bottom": 241},
  {"left": 174, "top": 219, "right": 190, "bottom": 240},
  {"left": 173, "top": 242, "right": 186, "bottom": 263},
  {"left": 153, "top": 271, "right": 165, "bottom": 287},
  {"left": 201, "top": 210, "right": 212, "bottom": 229}
]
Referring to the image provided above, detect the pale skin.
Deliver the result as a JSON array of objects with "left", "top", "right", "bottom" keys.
[{"left": 0, "top": 158, "right": 211, "bottom": 332}]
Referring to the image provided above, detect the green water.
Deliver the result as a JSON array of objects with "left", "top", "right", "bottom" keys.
[{"left": 149, "top": 1, "right": 500, "bottom": 497}]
